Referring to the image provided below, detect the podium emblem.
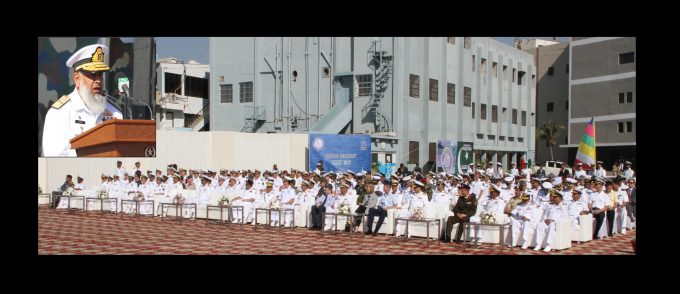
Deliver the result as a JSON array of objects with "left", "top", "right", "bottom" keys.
[{"left": 144, "top": 146, "right": 156, "bottom": 157}]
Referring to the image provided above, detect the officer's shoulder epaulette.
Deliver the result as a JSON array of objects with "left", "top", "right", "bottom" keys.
[{"left": 51, "top": 95, "right": 71, "bottom": 109}]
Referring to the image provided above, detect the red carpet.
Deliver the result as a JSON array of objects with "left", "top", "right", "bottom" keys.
[{"left": 38, "top": 209, "right": 636, "bottom": 255}]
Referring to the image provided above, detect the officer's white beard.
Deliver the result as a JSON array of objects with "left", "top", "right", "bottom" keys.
[{"left": 78, "top": 83, "right": 107, "bottom": 116}]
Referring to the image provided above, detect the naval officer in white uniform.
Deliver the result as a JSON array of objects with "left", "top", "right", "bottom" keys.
[{"left": 42, "top": 44, "right": 123, "bottom": 157}]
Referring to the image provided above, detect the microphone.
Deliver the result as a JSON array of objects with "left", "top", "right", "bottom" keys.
[{"left": 115, "top": 72, "right": 152, "bottom": 120}]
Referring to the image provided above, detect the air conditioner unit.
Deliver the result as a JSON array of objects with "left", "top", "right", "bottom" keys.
[{"left": 168, "top": 93, "right": 177, "bottom": 103}]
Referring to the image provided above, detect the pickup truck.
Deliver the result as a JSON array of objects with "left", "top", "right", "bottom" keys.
[{"left": 532, "top": 161, "right": 573, "bottom": 177}]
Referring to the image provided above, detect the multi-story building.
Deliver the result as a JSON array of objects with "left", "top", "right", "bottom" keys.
[
  {"left": 565, "top": 37, "right": 636, "bottom": 168},
  {"left": 210, "top": 37, "right": 536, "bottom": 171}
]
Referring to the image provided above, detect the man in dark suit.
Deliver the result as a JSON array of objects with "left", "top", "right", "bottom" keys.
[
  {"left": 310, "top": 184, "right": 333, "bottom": 230},
  {"left": 442, "top": 183, "right": 477, "bottom": 243},
  {"left": 626, "top": 178, "right": 636, "bottom": 223}
]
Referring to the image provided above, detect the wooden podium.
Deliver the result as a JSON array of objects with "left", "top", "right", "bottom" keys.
[{"left": 69, "top": 119, "right": 156, "bottom": 157}]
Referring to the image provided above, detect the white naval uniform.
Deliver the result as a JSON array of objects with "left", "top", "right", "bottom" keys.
[
  {"left": 197, "top": 184, "right": 213, "bottom": 205},
  {"left": 114, "top": 167, "right": 126, "bottom": 180},
  {"left": 534, "top": 189, "right": 551, "bottom": 209},
  {"left": 137, "top": 182, "right": 154, "bottom": 215},
  {"left": 325, "top": 193, "right": 352, "bottom": 230},
  {"left": 522, "top": 168, "right": 532, "bottom": 182},
  {"left": 567, "top": 200, "right": 590, "bottom": 233},
  {"left": 615, "top": 189, "right": 629, "bottom": 234},
  {"left": 535, "top": 202, "right": 569, "bottom": 250},
  {"left": 215, "top": 183, "right": 228, "bottom": 194},
  {"left": 510, "top": 203, "right": 538, "bottom": 247},
  {"left": 74, "top": 183, "right": 87, "bottom": 190},
  {"left": 594, "top": 168, "right": 607, "bottom": 179},
  {"left": 431, "top": 189, "right": 453, "bottom": 205},
  {"left": 279, "top": 186, "right": 297, "bottom": 226},
  {"left": 395, "top": 192, "right": 428, "bottom": 237},
  {"left": 273, "top": 177, "right": 283, "bottom": 190},
  {"left": 561, "top": 189, "right": 573, "bottom": 205},
  {"left": 623, "top": 169, "right": 634, "bottom": 179},
  {"left": 233, "top": 187, "right": 259, "bottom": 223},
  {"left": 573, "top": 169, "right": 587, "bottom": 179},
  {"left": 42, "top": 89, "right": 123, "bottom": 157},
  {"left": 100, "top": 181, "right": 110, "bottom": 192},
  {"left": 253, "top": 177, "right": 266, "bottom": 192},
  {"left": 153, "top": 182, "right": 168, "bottom": 216},
  {"left": 590, "top": 190, "right": 609, "bottom": 239}
]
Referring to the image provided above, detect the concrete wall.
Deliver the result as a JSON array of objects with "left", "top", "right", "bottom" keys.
[
  {"left": 38, "top": 131, "right": 308, "bottom": 192},
  {"left": 571, "top": 38, "right": 636, "bottom": 80},
  {"left": 568, "top": 37, "right": 636, "bottom": 151}
]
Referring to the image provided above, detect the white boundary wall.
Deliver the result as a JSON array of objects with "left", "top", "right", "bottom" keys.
[{"left": 38, "top": 131, "right": 309, "bottom": 192}]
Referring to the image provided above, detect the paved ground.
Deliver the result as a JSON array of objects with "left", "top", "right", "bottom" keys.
[{"left": 38, "top": 209, "right": 636, "bottom": 255}]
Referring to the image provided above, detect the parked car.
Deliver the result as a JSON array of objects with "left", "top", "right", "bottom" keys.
[{"left": 532, "top": 161, "right": 572, "bottom": 177}]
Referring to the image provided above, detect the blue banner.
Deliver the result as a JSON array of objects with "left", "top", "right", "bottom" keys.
[{"left": 309, "top": 134, "right": 371, "bottom": 173}]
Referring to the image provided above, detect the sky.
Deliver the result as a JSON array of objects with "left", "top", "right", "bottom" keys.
[{"left": 155, "top": 37, "right": 570, "bottom": 65}]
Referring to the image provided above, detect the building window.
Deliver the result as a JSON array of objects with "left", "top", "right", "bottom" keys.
[
  {"left": 619, "top": 52, "right": 635, "bottom": 64},
  {"left": 627, "top": 92, "right": 633, "bottom": 103},
  {"left": 565, "top": 136, "right": 568, "bottom": 144},
  {"left": 220, "top": 84, "right": 233, "bottom": 103},
  {"left": 429, "top": 142, "right": 436, "bottom": 163},
  {"left": 548, "top": 66, "right": 554, "bottom": 76},
  {"left": 521, "top": 110, "right": 526, "bottom": 126},
  {"left": 499, "top": 136, "right": 505, "bottom": 141},
  {"left": 518, "top": 137, "right": 524, "bottom": 143},
  {"left": 429, "top": 78, "right": 438, "bottom": 101},
  {"left": 409, "top": 141, "right": 419, "bottom": 164},
  {"left": 619, "top": 93, "right": 625, "bottom": 104},
  {"left": 512, "top": 68, "right": 516, "bottom": 83},
  {"left": 447, "top": 83, "right": 455, "bottom": 104},
  {"left": 409, "top": 74, "right": 420, "bottom": 98},
  {"left": 472, "top": 102, "right": 476, "bottom": 118},
  {"left": 447, "top": 37, "right": 456, "bottom": 44},
  {"left": 464, "top": 37, "right": 471, "bottom": 49},
  {"left": 492, "top": 62, "right": 498, "bottom": 78},
  {"left": 481, "top": 104, "right": 487, "bottom": 120},
  {"left": 185, "top": 75, "right": 209, "bottom": 99},
  {"left": 464, "top": 87, "right": 472, "bottom": 107},
  {"left": 531, "top": 112, "right": 535, "bottom": 126},
  {"left": 356, "top": 74, "right": 373, "bottom": 96},
  {"left": 547, "top": 102, "right": 554, "bottom": 112},
  {"left": 566, "top": 64, "right": 569, "bottom": 73},
  {"left": 239, "top": 81, "right": 253, "bottom": 103},
  {"left": 488, "top": 135, "right": 495, "bottom": 140},
  {"left": 322, "top": 67, "right": 330, "bottom": 78},
  {"left": 164, "top": 73, "right": 182, "bottom": 94},
  {"left": 476, "top": 134, "right": 484, "bottom": 139},
  {"left": 566, "top": 100, "right": 569, "bottom": 110},
  {"left": 166, "top": 111, "right": 174, "bottom": 127},
  {"left": 618, "top": 122, "right": 624, "bottom": 133},
  {"left": 481, "top": 58, "right": 487, "bottom": 75},
  {"left": 518, "top": 71, "right": 525, "bottom": 85},
  {"left": 626, "top": 121, "right": 633, "bottom": 132},
  {"left": 503, "top": 65, "right": 508, "bottom": 81},
  {"left": 508, "top": 137, "right": 514, "bottom": 142},
  {"left": 512, "top": 109, "right": 518, "bottom": 124},
  {"left": 472, "top": 55, "right": 476, "bottom": 72},
  {"left": 492, "top": 105, "right": 498, "bottom": 123}
]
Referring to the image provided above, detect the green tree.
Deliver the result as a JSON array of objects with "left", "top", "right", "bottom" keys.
[{"left": 536, "top": 120, "right": 565, "bottom": 161}]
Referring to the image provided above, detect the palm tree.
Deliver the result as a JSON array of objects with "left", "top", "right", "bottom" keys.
[{"left": 536, "top": 120, "right": 565, "bottom": 161}]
